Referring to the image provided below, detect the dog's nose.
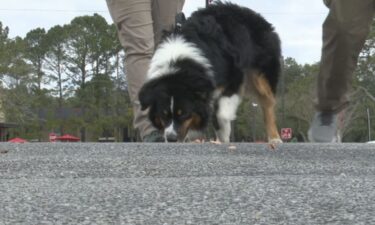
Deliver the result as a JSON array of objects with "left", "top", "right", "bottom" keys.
[
  {"left": 164, "top": 122, "right": 178, "bottom": 142},
  {"left": 165, "top": 132, "right": 177, "bottom": 142}
]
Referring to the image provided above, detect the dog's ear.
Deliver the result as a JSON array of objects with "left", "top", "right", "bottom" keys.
[
  {"left": 190, "top": 74, "right": 215, "bottom": 93},
  {"left": 192, "top": 80, "right": 214, "bottom": 101},
  {"left": 194, "top": 91, "right": 211, "bottom": 101},
  {"left": 183, "top": 73, "right": 215, "bottom": 101},
  {"left": 138, "top": 79, "right": 165, "bottom": 111}
]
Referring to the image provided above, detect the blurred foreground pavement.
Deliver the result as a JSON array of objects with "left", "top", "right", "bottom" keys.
[{"left": 1, "top": 142, "right": 375, "bottom": 224}]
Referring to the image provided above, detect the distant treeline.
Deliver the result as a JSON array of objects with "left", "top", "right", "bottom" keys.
[{"left": 0, "top": 14, "right": 374, "bottom": 142}]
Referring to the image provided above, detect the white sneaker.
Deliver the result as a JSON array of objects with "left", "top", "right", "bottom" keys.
[{"left": 308, "top": 112, "right": 340, "bottom": 143}]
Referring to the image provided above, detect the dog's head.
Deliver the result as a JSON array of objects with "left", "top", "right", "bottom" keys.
[{"left": 139, "top": 68, "right": 214, "bottom": 142}]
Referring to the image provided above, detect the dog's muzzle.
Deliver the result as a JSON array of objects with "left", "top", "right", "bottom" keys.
[{"left": 164, "top": 123, "right": 178, "bottom": 142}]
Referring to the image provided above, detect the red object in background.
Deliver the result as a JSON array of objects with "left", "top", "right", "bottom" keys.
[
  {"left": 281, "top": 128, "right": 292, "bottom": 140},
  {"left": 49, "top": 133, "right": 57, "bottom": 142},
  {"left": 56, "top": 134, "right": 80, "bottom": 142},
  {"left": 8, "top": 137, "right": 28, "bottom": 143}
]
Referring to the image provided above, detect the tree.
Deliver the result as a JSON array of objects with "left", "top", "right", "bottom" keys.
[
  {"left": 0, "top": 22, "right": 10, "bottom": 76},
  {"left": 63, "top": 14, "right": 124, "bottom": 141},
  {"left": 278, "top": 62, "right": 317, "bottom": 141},
  {"left": 1, "top": 16, "right": 132, "bottom": 141},
  {"left": 1, "top": 34, "right": 37, "bottom": 127},
  {"left": 24, "top": 28, "right": 48, "bottom": 92},
  {"left": 282, "top": 57, "right": 304, "bottom": 86},
  {"left": 1, "top": 36, "right": 30, "bottom": 88},
  {"left": 44, "top": 25, "right": 69, "bottom": 105},
  {"left": 64, "top": 14, "right": 119, "bottom": 92},
  {"left": 44, "top": 25, "right": 70, "bottom": 134},
  {"left": 87, "top": 15, "right": 120, "bottom": 77},
  {"left": 356, "top": 19, "right": 375, "bottom": 94},
  {"left": 63, "top": 15, "right": 102, "bottom": 141},
  {"left": 340, "top": 19, "right": 375, "bottom": 142}
]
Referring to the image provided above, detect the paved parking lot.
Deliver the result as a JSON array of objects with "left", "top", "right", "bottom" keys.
[{"left": 1, "top": 142, "right": 375, "bottom": 224}]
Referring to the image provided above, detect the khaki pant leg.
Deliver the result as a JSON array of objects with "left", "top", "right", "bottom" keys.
[
  {"left": 106, "top": 0, "right": 184, "bottom": 140},
  {"left": 317, "top": 0, "right": 374, "bottom": 112},
  {"left": 106, "top": 0, "right": 155, "bottom": 139}
]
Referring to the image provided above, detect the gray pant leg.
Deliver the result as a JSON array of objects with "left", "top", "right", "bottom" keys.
[{"left": 317, "top": 0, "right": 374, "bottom": 112}]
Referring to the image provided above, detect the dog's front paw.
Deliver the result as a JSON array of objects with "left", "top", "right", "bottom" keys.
[
  {"left": 193, "top": 138, "right": 205, "bottom": 143},
  {"left": 268, "top": 138, "right": 283, "bottom": 150},
  {"left": 269, "top": 138, "right": 283, "bottom": 144},
  {"left": 210, "top": 139, "right": 222, "bottom": 145}
]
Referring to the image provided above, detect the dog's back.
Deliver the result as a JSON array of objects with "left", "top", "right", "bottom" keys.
[{"left": 180, "top": 2, "right": 281, "bottom": 95}]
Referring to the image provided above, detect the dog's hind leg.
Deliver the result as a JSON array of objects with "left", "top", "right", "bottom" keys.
[
  {"left": 213, "top": 95, "right": 241, "bottom": 143},
  {"left": 252, "top": 73, "right": 282, "bottom": 144}
]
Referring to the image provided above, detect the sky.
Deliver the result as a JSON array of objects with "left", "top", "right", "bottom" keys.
[{"left": 0, "top": 0, "right": 328, "bottom": 64}]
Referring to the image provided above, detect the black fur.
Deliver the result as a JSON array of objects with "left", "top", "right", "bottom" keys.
[
  {"left": 139, "top": 2, "right": 281, "bottom": 141},
  {"left": 139, "top": 59, "right": 214, "bottom": 131},
  {"left": 182, "top": 2, "right": 281, "bottom": 94}
]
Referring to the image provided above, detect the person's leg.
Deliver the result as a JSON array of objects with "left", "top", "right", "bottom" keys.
[
  {"left": 106, "top": 0, "right": 160, "bottom": 141},
  {"left": 317, "top": 0, "right": 374, "bottom": 112},
  {"left": 309, "top": 0, "right": 374, "bottom": 142}
]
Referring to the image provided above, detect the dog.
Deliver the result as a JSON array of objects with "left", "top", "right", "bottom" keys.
[{"left": 139, "top": 2, "right": 282, "bottom": 144}]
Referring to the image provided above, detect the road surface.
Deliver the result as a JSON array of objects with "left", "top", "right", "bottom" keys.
[{"left": 1, "top": 142, "right": 374, "bottom": 224}]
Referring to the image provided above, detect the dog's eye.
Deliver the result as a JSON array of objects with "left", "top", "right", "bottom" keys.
[{"left": 176, "top": 110, "right": 191, "bottom": 120}]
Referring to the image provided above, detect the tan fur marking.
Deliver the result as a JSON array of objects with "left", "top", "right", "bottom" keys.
[
  {"left": 178, "top": 113, "right": 202, "bottom": 139},
  {"left": 179, "top": 117, "right": 194, "bottom": 140},
  {"left": 216, "top": 86, "right": 225, "bottom": 92},
  {"left": 190, "top": 113, "right": 202, "bottom": 128},
  {"left": 154, "top": 116, "right": 164, "bottom": 129},
  {"left": 252, "top": 73, "right": 281, "bottom": 141}
]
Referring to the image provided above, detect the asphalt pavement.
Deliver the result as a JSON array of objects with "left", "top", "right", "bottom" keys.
[{"left": 1, "top": 142, "right": 375, "bottom": 224}]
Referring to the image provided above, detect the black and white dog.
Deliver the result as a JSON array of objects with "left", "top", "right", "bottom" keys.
[{"left": 139, "top": 2, "right": 282, "bottom": 143}]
